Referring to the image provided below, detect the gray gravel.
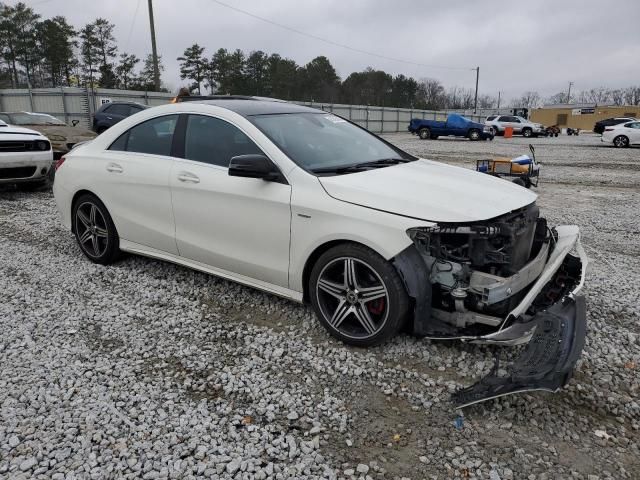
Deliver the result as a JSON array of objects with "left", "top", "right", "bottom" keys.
[{"left": 0, "top": 134, "right": 639, "bottom": 479}]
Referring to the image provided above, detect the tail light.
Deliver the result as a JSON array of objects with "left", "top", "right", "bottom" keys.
[{"left": 55, "top": 156, "right": 66, "bottom": 171}]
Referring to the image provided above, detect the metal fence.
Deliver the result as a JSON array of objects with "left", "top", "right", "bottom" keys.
[
  {"left": 0, "top": 87, "right": 174, "bottom": 129},
  {"left": 295, "top": 101, "right": 485, "bottom": 133},
  {"left": 0, "top": 87, "right": 485, "bottom": 133}
]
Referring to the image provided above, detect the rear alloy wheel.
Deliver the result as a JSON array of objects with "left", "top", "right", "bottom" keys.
[
  {"left": 418, "top": 127, "right": 431, "bottom": 140},
  {"left": 613, "top": 135, "right": 629, "bottom": 148},
  {"left": 73, "top": 194, "right": 120, "bottom": 264},
  {"left": 522, "top": 128, "right": 533, "bottom": 138},
  {"left": 310, "top": 244, "right": 408, "bottom": 347},
  {"left": 469, "top": 129, "right": 481, "bottom": 141}
]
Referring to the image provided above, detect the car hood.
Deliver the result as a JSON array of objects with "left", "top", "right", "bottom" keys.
[
  {"left": 0, "top": 125, "right": 45, "bottom": 138},
  {"left": 318, "top": 159, "right": 538, "bottom": 223},
  {"left": 24, "top": 125, "right": 97, "bottom": 140}
]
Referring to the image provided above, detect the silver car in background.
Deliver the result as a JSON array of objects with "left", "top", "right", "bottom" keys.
[{"left": 485, "top": 115, "right": 546, "bottom": 137}]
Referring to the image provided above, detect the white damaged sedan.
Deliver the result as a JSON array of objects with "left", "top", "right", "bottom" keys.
[
  {"left": 0, "top": 119, "right": 53, "bottom": 188},
  {"left": 53, "top": 98, "right": 588, "bottom": 407}
]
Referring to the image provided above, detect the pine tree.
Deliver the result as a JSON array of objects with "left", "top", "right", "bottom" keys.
[
  {"left": 116, "top": 53, "right": 139, "bottom": 90},
  {"left": 177, "top": 44, "right": 206, "bottom": 94}
]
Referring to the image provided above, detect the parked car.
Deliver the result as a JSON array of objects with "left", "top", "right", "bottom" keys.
[
  {"left": 92, "top": 102, "right": 148, "bottom": 133},
  {"left": 485, "top": 115, "right": 546, "bottom": 137},
  {"left": 593, "top": 117, "right": 637, "bottom": 135},
  {"left": 408, "top": 113, "right": 493, "bottom": 141},
  {"left": 53, "top": 98, "right": 587, "bottom": 407},
  {"left": 0, "top": 112, "right": 96, "bottom": 159},
  {"left": 0, "top": 119, "right": 53, "bottom": 189},
  {"left": 601, "top": 120, "right": 640, "bottom": 147}
]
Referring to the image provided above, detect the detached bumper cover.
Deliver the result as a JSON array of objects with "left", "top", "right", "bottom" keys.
[
  {"left": 452, "top": 225, "right": 588, "bottom": 407},
  {"left": 452, "top": 295, "right": 586, "bottom": 408}
]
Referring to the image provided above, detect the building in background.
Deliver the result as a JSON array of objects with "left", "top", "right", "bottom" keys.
[{"left": 531, "top": 104, "right": 640, "bottom": 131}]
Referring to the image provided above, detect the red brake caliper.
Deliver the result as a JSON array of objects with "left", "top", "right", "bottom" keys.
[{"left": 367, "top": 298, "right": 385, "bottom": 315}]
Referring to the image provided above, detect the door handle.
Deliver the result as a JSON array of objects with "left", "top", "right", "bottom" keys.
[
  {"left": 106, "top": 163, "right": 123, "bottom": 173},
  {"left": 177, "top": 172, "right": 200, "bottom": 183}
]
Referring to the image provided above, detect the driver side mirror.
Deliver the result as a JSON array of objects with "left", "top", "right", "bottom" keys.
[{"left": 228, "top": 154, "right": 286, "bottom": 183}]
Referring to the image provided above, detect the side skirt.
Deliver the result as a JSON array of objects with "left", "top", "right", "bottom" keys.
[{"left": 119, "top": 239, "right": 304, "bottom": 303}]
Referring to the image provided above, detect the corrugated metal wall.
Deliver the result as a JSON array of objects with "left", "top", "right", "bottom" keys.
[
  {"left": 294, "top": 101, "right": 482, "bottom": 132},
  {"left": 0, "top": 87, "right": 174, "bottom": 129},
  {"left": 0, "top": 87, "right": 485, "bottom": 132}
]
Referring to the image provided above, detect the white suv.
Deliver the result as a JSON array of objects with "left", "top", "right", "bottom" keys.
[{"left": 485, "top": 115, "right": 546, "bottom": 137}]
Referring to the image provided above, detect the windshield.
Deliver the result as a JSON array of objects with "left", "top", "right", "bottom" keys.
[
  {"left": 250, "top": 113, "right": 413, "bottom": 174},
  {"left": 8, "top": 113, "right": 66, "bottom": 126}
]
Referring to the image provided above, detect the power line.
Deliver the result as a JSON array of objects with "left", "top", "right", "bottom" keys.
[
  {"left": 207, "top": 0, "right": 472, "bottom": 72},
  {"left": 124, "top": 0, "right": 142, "bottom": 51}
]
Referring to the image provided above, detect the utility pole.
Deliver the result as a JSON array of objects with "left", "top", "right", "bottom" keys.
[
  {"left": 497, "top": 91, "right": 501, "bottom": 110},
  {"left": 567, "top": 81, "right": 574, "bottom": 104},
  {"left": 473, "top": 67, "right": 480, "bottom": 114},
  {"left": 147, "top": 0, "right": 161, "bottom": 91}
]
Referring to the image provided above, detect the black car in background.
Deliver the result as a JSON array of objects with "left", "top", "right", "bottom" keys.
[
  {"left": 92, "top": 102, "right": 148, "bottom": 133},
  {"left": 593, "top": 117, "right": 637, "bottom": 134}
]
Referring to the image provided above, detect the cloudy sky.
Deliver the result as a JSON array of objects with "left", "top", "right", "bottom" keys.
[{"left": 21, "top": 0, "right": 640, "bottom": 101}]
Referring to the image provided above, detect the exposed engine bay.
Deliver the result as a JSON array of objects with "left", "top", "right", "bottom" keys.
[{"left": 395, "top": 202, "right": 588, "bottom": 408}]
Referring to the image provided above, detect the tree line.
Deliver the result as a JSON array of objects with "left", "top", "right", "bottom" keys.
[
  {"left": 2, "top": 2, "right": 639, "bottom": 109},
  {"left": 0, "top": 2, "right": 165, "bottom": 91},
  {"left": 512, "top": 87, "right": 640, "bottom": 109},
  {"left": 176, "top": 44, "right": 504, "bottom": 110}
]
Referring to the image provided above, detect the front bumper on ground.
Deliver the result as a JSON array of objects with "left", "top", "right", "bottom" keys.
[{"left": 452, "top": 225, "right": 588, "bottom": 407}]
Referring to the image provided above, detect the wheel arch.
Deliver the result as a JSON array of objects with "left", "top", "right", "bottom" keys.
[
  {"left": 70, "top": 189, "right": 104, "bottom": 233},
  {"left": 301, "top": 239, "right": 369, "bottom": 303}
]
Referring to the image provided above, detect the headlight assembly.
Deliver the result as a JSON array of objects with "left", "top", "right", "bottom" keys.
[{"left": 34, "top": 140, "right": 51, "bottom": 151}]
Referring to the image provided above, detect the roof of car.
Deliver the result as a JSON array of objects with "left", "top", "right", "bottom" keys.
[
  {"left": 189, "top": 99, "right": 321, "bottom": 116},
  {"left": 99, "top": 101, "right": 148, "bottom": 109}
]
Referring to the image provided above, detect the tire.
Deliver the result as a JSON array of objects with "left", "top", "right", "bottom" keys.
[
  {"left": 309, "top": 243, "right": 409, "bottom": 347},
  {"left": 613, "top": 135, "right": 629, "bottom": 148},
  {"left": 522, "top": 128, "right": 533, "bottom": 138},
  {"left": 469, "top": 129, "right": 481, "bottom": 141},
  {"left": 491, "top": 126, "right": 500, "bottom": 136},
  {"left": 418, "top": 128, "right": 431, "bottom": 140},
  {"left": 512, "top": 178, "right": 526, "bottom": 187},
  {"left": 72, "top": 193, "right": 120, "bottom": 265}
]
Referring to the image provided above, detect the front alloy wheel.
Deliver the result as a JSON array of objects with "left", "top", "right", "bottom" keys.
[
  {"left": 310, "top": 244, "right": 409, "bottom": 346},
  {"left": 613, "top": 135, "right": 629, "bottom": 148}
]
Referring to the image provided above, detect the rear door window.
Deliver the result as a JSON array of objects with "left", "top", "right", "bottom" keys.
[
  {"left": 105, "top": 104, "right": 131, "bottom": 117},
  {"left": 109, "top": 115, "right": 178, "bottom": 156}
]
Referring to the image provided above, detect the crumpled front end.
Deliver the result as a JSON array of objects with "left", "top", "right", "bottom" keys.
[{"left": 396, "top": 203, "right": 588, "bottom": 407}]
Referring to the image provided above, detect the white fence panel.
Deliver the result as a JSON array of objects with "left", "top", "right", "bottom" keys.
[{"left": 0, "top": 88, "right": 485, "bottom": 133}]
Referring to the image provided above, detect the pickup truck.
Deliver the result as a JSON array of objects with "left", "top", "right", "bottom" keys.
[{"left": 408, "top": 113, "right": 494, "bottom": 141}]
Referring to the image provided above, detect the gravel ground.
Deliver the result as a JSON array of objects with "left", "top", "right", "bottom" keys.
[{"left": 0, "top": 134, "right": 638, "bottom": 479}]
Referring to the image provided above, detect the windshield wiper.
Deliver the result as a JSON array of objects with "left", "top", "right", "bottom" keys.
[{"left": 312, "top": 157, "right": 411, "bottom": 174}]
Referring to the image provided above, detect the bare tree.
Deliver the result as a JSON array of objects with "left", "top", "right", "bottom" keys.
[
  {"left": 623, "top": 86, "right": 640, "bottom": 105},
  {"left": 416, "top": 77, "right": 445, "bottom": 110},
  {"left": 511, "top": 91, "right": 541, "bottom": 108}
]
